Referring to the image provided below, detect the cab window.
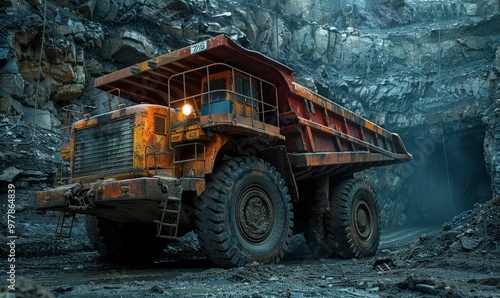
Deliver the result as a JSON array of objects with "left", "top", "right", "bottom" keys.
[
  {"left": 235, "top": 76, "right": 257, "bottom": 105},
  {"left": 203, "top": 78, "right": 227, "bottom": 103}
]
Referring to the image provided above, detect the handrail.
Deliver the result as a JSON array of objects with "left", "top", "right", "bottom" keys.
[
  {"left": 167, "top": 63, "right": 280, "bottom": 149},
  {"left": 145, "top": 145, "right": 174, "bottom": 176},
  {"left": 173, "top": 142, "right": 206, "bottom": 164}
]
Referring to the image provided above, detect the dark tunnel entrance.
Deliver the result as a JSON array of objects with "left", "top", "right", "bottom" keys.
[{"left": 401, "top": 126, "right": 492, "bottom": 225}]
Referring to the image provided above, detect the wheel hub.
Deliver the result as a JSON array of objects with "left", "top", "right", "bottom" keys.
[
  {"left": 237, "top": 186, "right": 275, "bottom": 244},
  {"left": 354, "top": 200, "right": 372, "bottom": 240}
]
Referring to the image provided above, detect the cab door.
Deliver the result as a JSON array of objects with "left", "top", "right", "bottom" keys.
[
  {"left": 201, "top": 73, "right": 231, "bottom": 115},
  {"left": 234, "top": 75, "right": 258, "bottom": 119}
]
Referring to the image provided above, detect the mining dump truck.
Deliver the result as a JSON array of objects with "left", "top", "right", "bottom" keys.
[{"left": 36, "top": 34, "right": 411, "bottom": 267}]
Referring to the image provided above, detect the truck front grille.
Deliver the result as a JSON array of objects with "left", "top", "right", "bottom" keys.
[{"left": 74, "top": 117, "right": 134, "bottom": 177}]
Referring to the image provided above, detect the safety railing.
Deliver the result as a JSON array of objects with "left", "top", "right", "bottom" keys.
[
  {"left": 167, "top": 63, "right": 280, "bottom": 148},
  {"left": 172, "top": 142, "right": 206, "bottom": 177},
  {"left": 145, "top": 145, "right": 174, "bottom": 176}
]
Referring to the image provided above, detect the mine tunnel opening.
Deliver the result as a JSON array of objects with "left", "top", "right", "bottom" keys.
[{"left": 401, "top": 125, "right": 492, "bottom": 225}]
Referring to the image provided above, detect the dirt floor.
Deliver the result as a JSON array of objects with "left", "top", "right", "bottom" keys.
[{"left": 1, "top": 186, "right": 499, "bottom": 298}]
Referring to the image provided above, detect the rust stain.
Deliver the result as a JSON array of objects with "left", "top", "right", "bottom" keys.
[{"left": 293, "top": 83, "right": 393, "bottom": 139}]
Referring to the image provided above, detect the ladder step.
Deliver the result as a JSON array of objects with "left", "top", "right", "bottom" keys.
[
  {"left": 162, "top": 209, "right": 181, "bottom": 213},
  {"left": 156, "top": 235, "right": 177, "bottom": 240},
  {"left": 156, "top": 196, "right": 182, "bottom": 239},
  {"left": 159, "top": 203, "right": 181, "bottom": 209},
  {"left": 154, "top": 220, "right": 178, "bottom": 227},
  {"left": 56, "top": 212, "right": 75, "bottom": 238},
  {"left": 159, "top": 197, "right": 181, "bottom": 203}
]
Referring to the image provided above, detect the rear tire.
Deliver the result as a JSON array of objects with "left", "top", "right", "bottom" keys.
[
  {"left": 305, "top": 178, "right": 380, "bottom": 259},
  {"left": 194, "top": 157, "right": 293, "bottom": 267},
  {"left": 85, "top": 216, "right": 166, "bottom": 263},
  {"left": 304, "top": 212, "right": 334, "bottom": 259}
]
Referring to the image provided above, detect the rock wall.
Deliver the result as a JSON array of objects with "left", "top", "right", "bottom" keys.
[
  {"left": 484, "top": 100, "right": 500, "bottom": 197},
  {"left": 484, "top": 45, "right": 500, "bottom": 198},
  {"left": 483, "top": 83, "right": 500, "bottom": 198},
  {"left": 1, "top": 0, "right": 499, "bottom": 225}
]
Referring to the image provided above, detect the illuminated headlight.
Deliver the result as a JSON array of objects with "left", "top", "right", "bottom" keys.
[{"left": 182, "top": 104, "right": 193, "bottom": 116}]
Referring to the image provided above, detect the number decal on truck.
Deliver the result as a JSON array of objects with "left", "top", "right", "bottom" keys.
[{"left": 191, "top": 41, "right": 208, "bottom": 54}]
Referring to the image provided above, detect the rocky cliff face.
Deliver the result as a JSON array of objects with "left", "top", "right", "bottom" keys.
[{"left": 1, "top": 0, "right": 499, "bottom": 226}]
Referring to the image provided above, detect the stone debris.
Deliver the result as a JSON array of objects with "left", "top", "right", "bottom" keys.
[
  {"left": 460, "top": 235, "right": 482, "bottom": 251},
  {"left": 468, "top": 277, "right": 500, "bottom": 287},
  {"left": 0, "top": 114, "right": 62, "bottom": 187},
  {"left": 398, "top": 275, "right": 443, "bottom": 296},
  {"left": 0, "top": 187, "right": 498, "bottom": 297},
  {"left": 0, "top": 166, "right": 20, "bottom": 182},
  {"left": 398, "top": 196, "right": 500, "bottom": 263},
  {"left": 0, "top": 278, "right": 54, "bottom": 298}
]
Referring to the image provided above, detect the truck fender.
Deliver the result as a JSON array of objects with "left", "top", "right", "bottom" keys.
[
  {"left": 205, "top": 138, "right": 299, "bottom": 204},
  {"left": 203, "top": 134, "right": 231, "bottom": 176},
  {"left": 257, "top": 146, "right": 299, "bottom": 204}
]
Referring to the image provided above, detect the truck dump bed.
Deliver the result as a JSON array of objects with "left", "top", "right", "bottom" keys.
[
  {"left": 94, "top": 34, "right": 411, "bottom": 182},
  {"left": 282, "top": 84, "right": 411, "bottom": 181}
]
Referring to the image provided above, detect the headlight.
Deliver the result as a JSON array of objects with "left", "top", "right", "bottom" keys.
[{"left": 182, "top": 104, "right": 193, "bottom": 116}]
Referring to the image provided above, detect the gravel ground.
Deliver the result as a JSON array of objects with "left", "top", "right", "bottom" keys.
[{"left": 1, "top": 187, "right": 499, "bottom": 297}]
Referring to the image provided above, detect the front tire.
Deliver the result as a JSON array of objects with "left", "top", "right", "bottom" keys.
[
  {"left": 194, "top": 157, "right": 293, "bottom": 267},
  {"left": 85, "top": 216, "right": 166, "bottom": 263}
]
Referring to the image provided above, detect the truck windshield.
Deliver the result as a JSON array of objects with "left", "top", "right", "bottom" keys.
[{"left": 203, "top": 78, "right": 227, "bottom": 103}]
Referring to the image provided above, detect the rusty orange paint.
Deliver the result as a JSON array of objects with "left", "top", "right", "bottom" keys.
[
  {"left": 204, "top": 133, "right": 230, "bottom": 175},
  {"left": 288, "top": 152, "right": 391, "bottom": 167},
  {"left": 69, "top": 104, "right": 176, "bottom": 184},
  {"left": 60, "top": 143, "right": 71, "bottom": 161},
  {"left": 36, "top": 177, "right": 173, "bottom": 223},
  {"left": 195, "top": 179, "right": 205, "bottom": 196}
]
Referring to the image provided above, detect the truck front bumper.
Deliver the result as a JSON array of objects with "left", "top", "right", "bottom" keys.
[{"left": 35, "top": 177, "right": 205, "bottom": 223}]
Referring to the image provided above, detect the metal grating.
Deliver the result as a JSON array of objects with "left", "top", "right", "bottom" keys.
[
  {"left": 74, "top": 117, "right": 134, "bottom": 177},
  {"left": 154, "top": 115, "right": 166, "bottom": 135}
]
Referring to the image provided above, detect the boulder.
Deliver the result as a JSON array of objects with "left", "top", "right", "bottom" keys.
[
  {"left": 460, "top": 236, "right": 482, "bottom": 251},
  {"left": 15, "top": 30, "right": 38, "bottom": 47},
  {"left": 22, "top": 106, "right": 52, "bottom": 130},
  {"left": 0, "top": 49, "right": 9, "bottom": 66},
  {"left": 0, "top": 73, "right": 25, "bottom": 98},
  {"left": 22, "top": 81, "right": 51, "bottom": 108},
  {"left": 50, "top": 63, "right": 75, "bottom": 84},
  {"left": 17, "top": 60, "right": 48, "bottom": 80},
  {"left": 166, "top": 0, "right": 192, "bottom": 12},
  {"left": 0, "top": 166, "right": 20, "bottom": 182},
  {"left": 94, "top": 0, "right": 111, "bottom": 19},
  {"left": 78, "top": 0, "right": 96, "bottom": 19},
  {"left": 53, "top": 84, "right": 84, "bottom": 102},
  {"left": 67, "top": 19, "right": 86, "bottom": 43},
  {"left": 0, "top": 96, "right": 23, "bottom": 115},
  {"left": 73, "top": 66, "right": 85, "bottom": 84},
  {"left": 101, "top": 30, "right": 157, "bottom": 65},
  {"left": 0, "top": 49, "right": 19, "bottom": 74},
  {"left": 105, "top": 2, "right": 119, "bottom": 21},
  {"left": 0, "top": 96, "right": 12, "bottom": 113},
  {"left": 42, "top": 100, "right": 58, "bottom": 115}
]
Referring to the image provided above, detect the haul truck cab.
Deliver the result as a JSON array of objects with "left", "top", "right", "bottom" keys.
[
  {"left": 36, "top": 35, "right": 411, "bottom": 267},
  {"left": 199, "top": 70, "right": 259, "bottom": 119}
]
